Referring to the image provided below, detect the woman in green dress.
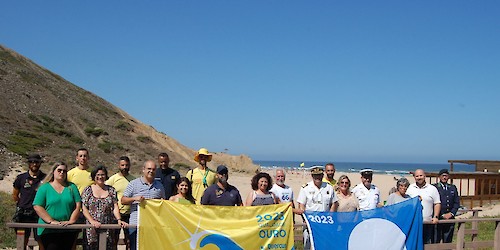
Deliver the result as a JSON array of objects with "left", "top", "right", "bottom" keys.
[{"left": 33, "top": 162, "right": 81, "bottom": 250}]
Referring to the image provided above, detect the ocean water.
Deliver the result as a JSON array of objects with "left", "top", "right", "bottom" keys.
[{"left": 254, "top": 160, "right": 475, "bottom": 175}]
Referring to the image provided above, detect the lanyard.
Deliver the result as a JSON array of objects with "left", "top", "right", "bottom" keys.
[{"left": 198, "top": 168, "right": 209, "bottom": 187}]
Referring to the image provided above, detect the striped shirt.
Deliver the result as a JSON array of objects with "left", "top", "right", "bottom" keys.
[{"left": 123, "top": 177, "right": 165, "bottom": 226}]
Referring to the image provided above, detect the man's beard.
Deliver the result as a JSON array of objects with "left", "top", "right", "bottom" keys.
[
  {"left": 219, "top": 176, "right": 227, "bottom": 185},
  {"left": 120, "top": 168, "right": 129, "bottom": 175},
  {"left": 276, "top": 180, "right": 284, "bottom": 186}
]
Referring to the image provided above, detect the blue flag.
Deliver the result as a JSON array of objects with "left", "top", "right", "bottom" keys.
[{"left": 303, "top": 197, "right": 423, "bottom": 250}]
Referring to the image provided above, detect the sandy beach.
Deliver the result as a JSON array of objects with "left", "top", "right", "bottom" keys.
[{"left": 232, "top": 169, "right": 406, "bottom": 205}]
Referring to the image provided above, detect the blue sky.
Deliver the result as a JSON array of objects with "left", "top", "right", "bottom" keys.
[{"left": 2, "top": 1, "right": 499, "bottom": 163}]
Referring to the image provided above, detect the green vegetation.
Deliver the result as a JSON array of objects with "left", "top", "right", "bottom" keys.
[
  {"left": 115, "top": 121, "right": 133, "bottom": 131},
  {"left": 17, "top": 70, "right": 39, "bottom": 84},
  {"left": 462, "top": 216, "right": 497, "bottom": 242},
  {"left": 173, "top": 163, "right": 193, "bottom": 172},
  {"left": 136, "top": 136, "right": 152, "bottom": 143},
  {"left": 0, "top": 191, "right": 17, "bottom": 248},
  {"left": 58, "top": 144, "right": 74, "bottom": 149},
  {"left": 6, "top": 130, "right": 52, "bottom": 156},
  {"left": 43, "top": 68, "right": 65, "bottom": 82},
  {"left": 84, "top": 127, "right": 107, "bottom": 137},
  {"left": 77, "top": 94, "right": 118, "bottom": 116},
  {"left": 29, "top": 114, "right": 85, "bottom": 145},
  {"left": 98, "top": 140, "right": 124, "bottom": 153},
  {"left": 0, "top": 49, "right": 21, "bottom": 65},
  {"left": 68, "top": 136, "right": 85, "bottom": 144}
]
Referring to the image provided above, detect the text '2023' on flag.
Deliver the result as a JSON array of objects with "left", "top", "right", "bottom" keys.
[
  {"left": 303, "top": 197, "right": 423, "bottom": 250},
  {"left": 138, "top": 200, "right": 295, "bottom": 250}
]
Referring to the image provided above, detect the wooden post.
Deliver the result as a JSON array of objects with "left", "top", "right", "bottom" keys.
[
  {"left": 456, "top": 222, "right": 465, "bottom": 249},
  {"left": 99, "top": 231, "right": 107, "bottom": 250},
  {"left": 471, "top": 210, "right": 479, "bottom": 242},
  {"left": 495, "top": 221, "right": 500, "bottom": 250},
  {"left": 16, "top": 228, "right": 25, "bottom": 250}
]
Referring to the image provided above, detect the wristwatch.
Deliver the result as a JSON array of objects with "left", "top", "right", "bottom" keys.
[{"left": 434, "top": 216, "right": 439, "bottom": 219}]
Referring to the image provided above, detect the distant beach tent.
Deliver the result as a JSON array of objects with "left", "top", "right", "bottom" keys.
[{"left": 300, "top": 162, "right": 305, "bottom": 167}]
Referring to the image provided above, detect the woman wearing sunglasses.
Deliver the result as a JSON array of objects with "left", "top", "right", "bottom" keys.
[
  {"left": 33, "top": 162, "right": 81, "bottom": 250},
  {"left": 336, "top": 175, "right": 359, "bottom": 212}
]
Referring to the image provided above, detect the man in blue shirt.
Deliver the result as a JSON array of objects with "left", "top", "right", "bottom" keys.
[
  {"left": 433, "top": 169, "right": 460, "bottom": 243},
  {"left": 122, "top": 160, "right": 165, "bottom": 250},
  {"left": 201, "top": 165, "right": 242, "bottom": 206},
  {"left": 154, "top": 152, "right": 180, "bottom": 199}
]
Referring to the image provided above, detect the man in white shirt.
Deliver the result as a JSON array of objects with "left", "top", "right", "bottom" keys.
[
  {"left": 297, "top": 167, "right": 338, "bottom": 250},
  {"left": 406, "top": 169, "right": 441, "bottom": 244},
  {"left": 270, "top": 169, "right": 294, "bottom": 204},
  {"left": 352, "top": 168, "right": 381, "bottom": 211}
]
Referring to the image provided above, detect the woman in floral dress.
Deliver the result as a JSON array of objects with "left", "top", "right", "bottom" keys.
[{"left": 82, "top": 166, "right": 128, "bottom": 250}]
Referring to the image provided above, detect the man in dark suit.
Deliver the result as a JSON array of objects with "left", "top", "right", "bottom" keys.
[{"left": 434, "top": 169, "right": 460, "bottom": 243}]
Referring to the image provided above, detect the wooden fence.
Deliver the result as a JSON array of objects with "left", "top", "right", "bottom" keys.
[
  {"left": 6, "top": 223, "right": 135, "bottom": 250},
  {"left": 8, "top": 217, "right": 500, "bottom": 250},
  {"left": 426, "top": 171, "right": 500, "bottom": 208}
]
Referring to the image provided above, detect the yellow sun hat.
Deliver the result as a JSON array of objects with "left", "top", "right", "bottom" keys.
[{"left": 194, "top": 148, "right": 212, "bottom": 162}]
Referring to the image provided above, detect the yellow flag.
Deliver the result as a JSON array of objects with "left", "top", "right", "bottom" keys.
[
  {"left": 139, "top": 200, "right": 295, "bottom": 250},
  {"left": 300, "top": 162, "right": 305, "bottom": 167}
]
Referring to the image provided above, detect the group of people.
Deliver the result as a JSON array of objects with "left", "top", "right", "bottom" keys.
[
  {"left": 12, "top": 148, "right": 291, "bottom": 250},
  {"left": 294, "top": 164, "right": 460, "bottom": 249},
  {"left": 12, "top": 149, "right": 132, "bottom": 250},
  {"left": 12, "top": 148, "right": 460, "bottom": 250}
]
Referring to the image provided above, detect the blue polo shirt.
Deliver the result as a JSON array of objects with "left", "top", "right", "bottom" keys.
[
  {"left": 201, "top": 183, "right": 242, "bottom": 206},
  {"left": 123, "top": 177, "right": 165, "bottom": 226}
]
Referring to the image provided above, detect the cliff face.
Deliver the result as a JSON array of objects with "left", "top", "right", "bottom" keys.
[{"left": 0, "top": 45, "right": 258, "bottom": 177}]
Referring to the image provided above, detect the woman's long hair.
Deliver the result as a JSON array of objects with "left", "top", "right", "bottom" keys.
[
  {"left": 43, "top": 162, "right": 68, "bottom": 184},
  {"left": 336, "top": 175, "right": 351, "bottom": 194},
  {"left": 175, "top": 177, "right": 195, "bottom": 204}
]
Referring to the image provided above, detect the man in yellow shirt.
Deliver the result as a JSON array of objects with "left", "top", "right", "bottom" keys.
[
  {"left": 187, "top": 148, "right": 216, "bottom": 204},
  {"left": 66, "top": 148, "right": 93, "bottom": 240},
  {"left": 67, "top": 148, "right": 93, "bottom": 194},
  {"left": 106, "top": 156, "right": 135, "bottom": 250},
  {"left": 322, "top": 163, "right": 337, "bottom": 189}
]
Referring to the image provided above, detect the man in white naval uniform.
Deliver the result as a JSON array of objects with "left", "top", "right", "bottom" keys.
[
  {"left": 297, "top": 167, "right": 338, "bottom": 250},
  {"left": 352, "top": 168, "right": 381, "bottom": 211}
]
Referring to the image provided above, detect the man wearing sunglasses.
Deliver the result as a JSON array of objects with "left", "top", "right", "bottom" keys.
[{"left": 12, "top": 154, "right": 46, "bottom": 248}]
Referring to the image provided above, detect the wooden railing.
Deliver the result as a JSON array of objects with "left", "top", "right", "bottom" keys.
[
  {"left": 9, "top": 216, "right": 500, "bottom": 250},
  {"left": 292, "top": 212, "right": 500, "bottom": 250},
  {"left": 422, "top": 218, "right": 500, "bottom": 250},
  {"left": 426, "top": 172, "right": 500, "bottom": 208},
  {"left": 6, "top": 223, "right": 136, "bottom": 250}
]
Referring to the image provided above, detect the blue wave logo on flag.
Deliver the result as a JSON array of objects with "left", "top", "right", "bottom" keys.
[
  {"left": 303, "top": 197, "right": 423, "bottom": 250},
  {"left": 198, "top": 232, "right": 243, "bottom": 250}
]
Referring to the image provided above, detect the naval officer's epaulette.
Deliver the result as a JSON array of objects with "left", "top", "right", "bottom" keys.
[{"left": 302, "top": 183, "right": 309, "bottom": 188}]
